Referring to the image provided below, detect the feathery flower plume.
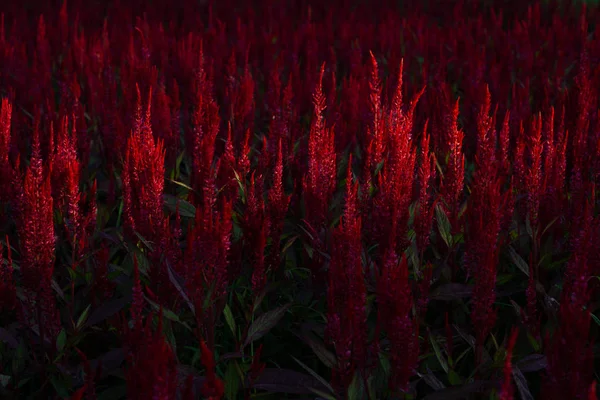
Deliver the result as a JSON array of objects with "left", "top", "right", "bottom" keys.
[
  {"left": 304, "top": 63, "right": 336, "bottom": 233},
  {"left": 498, "top": 328, "right": 519, "bottom": 400},
  {"left": 0, "top": 98, "right": 12, "bottom": 201},
  {"left": 377, "top": 253, "right": 418, "bottom": 392},
  {"left": 0, "top": 236, "right": 15, "bottom": 311},
  {"left": 327, "top": 156, "right": 366, "bottom": 392},
  {"left": 15, "top": 120, "right": 59, "bottom": 339},
  {"left": 440, "top": 98, "right": 465, "bottom": 231},
  {"left": 125, "top": 311, "right": 178, "bottom": 400}
]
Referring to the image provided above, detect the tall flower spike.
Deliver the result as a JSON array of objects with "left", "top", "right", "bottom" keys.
[
  {"left": 327, "top": 153, "right": 365, "bottom": 392},
  {"left": 497, "top": 110, "right": 511, "bottom": 181},
  {"left": 589, "top": 382, "right": 597, "bottom": 400},
  {"left": 499, "top": 328, "right": 519, "bottom": 400},
  {"left": 200, "top": 339, "right": 224, "bottom": 399},
  {"left": 125, "top": 311, "right": 178, "bottom": 400},
  {"left": 526, "top": 114, "right": 543, "bottom": 230},
  {"left": 475, "top": 85, "right": 495, "bottom": 179},
  {"left": 0, "top": 236, "right": 16, "bottom": 310},
  {"left": 390, "top": 58, "right": 404, "bottom": 130},
  {"left": 0, "top": 98, "right": 12, "bottom": 201},
  {"left": 17, "top": 130, "right": 54, "bottom": 293},
  {"left": 304, "top": 63, "right": 335, "bottom": 233},
  {"left": 377, "top": 254, "right": 418, "bottom": 392},
  {"left": 267, "top": 139, "right": 290, "bottom": 271},
  {"left": 440, "top": 98, "right": 465, "bottom": 230},
  {"left": 367, "top": 51, "right": 384, "bottom": 174},
  {"left": 121, "top": 87, "right": 165, "bottom": 249},
  {"left": 415, "top": 120, "right": 435, "bottom": 254},
  {"left": 16, "top": 120, "right": 59, "bottom": 339}
]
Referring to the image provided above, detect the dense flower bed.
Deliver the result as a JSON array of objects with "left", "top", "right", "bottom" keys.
[{"left": 0, "top": 0, "right": 598, "bottom": 398}]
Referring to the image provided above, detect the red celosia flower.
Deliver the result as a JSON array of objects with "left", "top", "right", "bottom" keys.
[
  {"left": 125, "top": 311, "right": 178, "bottom": 400},
  {"left": 250, "top": 206, "right": 268, "bottom": 295},
  {"left": 122, "top": 87, "right": 166, "bottom": 245},
  {"left": 93, "top": 244, "right": 115, "bottom": 303},
  {"left": 327, "top": 157, "right": 366, "bottom": 392},
  {"left": 377, "top": 253, "right": 418, "bottom": 392},
  {"left": 365, "top": 51, "right": 385, "bottom": 182},
  {"left": 199, "top": 339, "right": 224, "bottom": 400},
  {"left": 70, "top": 386, "right": 87, "bottom": 400},
  {"left": 440, "top": 98, "right": 465, "bottom": 232},
  {"left": 497, "top": 110, "right": 511, "bottom": 180},
  {"left": 266, "top": 139, "right": 290, "bottom": 272},
  {"left": 415, "top": 120, "right": 436, "bottom": 255},
  {"left": 543, "top": 286, "right": 594, "bottom": 400},
  {"left": 0, "top": 236, "right": 16, "bottom": 311},
  {"left": 75, "top": 347, "right": 100, "bottom": 400},
  {"left": 467, "top": 173, "right": 505, "bottom": 362},
  {"left": 248, "top": 344, "right": 266, "bottom": 386},
  {"left": 121, "top": 87, "right": 171, "bottom": 303},
  {"left": 498, "top": 328, "right": 519, "bottom": 400},
  {"left": 216, "top": 122, "right": 239, "bottom": 202},
  {"left": 303, "top": 63, "right": 336, "bottom": 234},
  {"left": 49, "top": 116, "right": 84, "bottom": 253},
  {"left": 15, "top": 123, "right": 59, "bottom": 339},
  {"left": 185, "top": 195, "right": 232, "bottom": 309},
  {"left": 543, "top": 205, "right": 595, "bottom": 399},
  {"left": 366, "top": 60, "right": 422, "bottom": 257},
  {"left": 523, "top": 262, "right": 539, "bottom": 339},
  {"left": 589, "top": 382, "right": 597, "bottom": 400},
  {"left": 189, "top": 56, "right": 220, "bottom": 206},
  {"left": 525, "top": 114, "right": 543, "bottom": 229},
  {"left": 0, "top": 97, "right": 12, "bottom": 202}
]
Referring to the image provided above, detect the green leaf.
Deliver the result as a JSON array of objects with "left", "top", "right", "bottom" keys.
[
  {"left": 592, "top": 313, "right": 600, "bottom": 327},
  {"left": 299, "top": 329, "right": 336, "bottom": 368},
  {"left": 76, "top": 305, "right": 91, "bottom": 330},
  {"left": 448, "top": 369, "right": 462, "bottom": 386},
  {"left": 163, "top": 193, "right": 196, "bottom": 218},
  {"left": 224, "top": 361, "right": 240, "bottom": 400},
  {"left": 525, "top": 215, "right": 533, "bottom": 238},
  {"left": 309, "top": 388, "right": 337, "bottom": 400},
  {"left": 175, "top": 151, "right": 185, "bottom": 179},
  {"left": 430, "top": 283, "right": 472, "bottom": 301},
  {"left": 166, "top": 261, "right": 195, "bottom": 315},
  {"left": 291, "top": 356, "right": 335, "bottom": 395},
  {"left": 116, "top": 200, "right": 124, "bottom": 227},
  {"left": 281, "top": 235, "right": 298, "bottom": 255},
  {"left": 347, "top": 373, "right": 363, "bottom": 400},
  {"left": 244, "top": 304, "right": 290, "bottom": 346},
  {"left": 540, "top": 216, "right": 559, "bottom": 238},
  {"left": 56, "top": 329, "right": 67, "bottom": 353},
  {"left": 435, "top": 205, "right": 452, "bottom": 248},
  {"left": 49, "top": 374, "right": 69, "bottom": 398},
  {"left": 52, "top": 279, "right": 66, "bottom": 301},
  {"left": 134, "top": 231, "right": 154, "bottom": 251},
  {"left": 512, "top": 366, "right": 534, "bottom": 400},
  {"left": 429, "top": 333, "right": 449, "bottom": 374},
  {"left": 507, "top": 246, "right": 529, "bottom": 277},
  {"left": 223, "top": 304, "right": 237, "bottom": 337},
  {"left": 374, "top": 159, "right": 385, "bottom": 176},
  {"left": 145, "top": 297, "right": 191, "bottom": 330},
  {"left": 167, "top": 178, "right": 194, "bottom": 192},
  {"left": 86, "top": 296, "right": 131, "bottom": 327}
]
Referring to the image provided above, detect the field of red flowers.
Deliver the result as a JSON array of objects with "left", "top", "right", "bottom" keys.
[{"left": 0, "top": 0, "right": 599, "bottom": 398}]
